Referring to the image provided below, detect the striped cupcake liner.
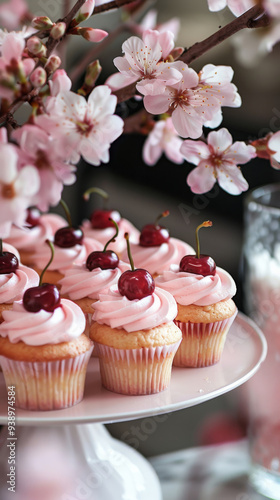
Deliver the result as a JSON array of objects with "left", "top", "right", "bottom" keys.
[
  {"left": 174, "top": 310, "right": 237, "bottom": 368},
  {"left": 0, "top": 346, "right": 93, "bottom": 411},
  {"left": 95, "top": 341, "right": 181, "bottom": 395}
]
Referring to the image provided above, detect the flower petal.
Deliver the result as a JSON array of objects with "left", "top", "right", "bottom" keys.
[
  {"left": 187, "top": 163, "right": 216, "bottom": 194},
  {"left": 180, "top": 140, "right": 210, "bottom": 165},
  {"left": 225, "top": 142, "right": 256, "bottom": 164},
  {"left": 144, "top": 94, "right": 170, "bottom": 114},
  {"left": 207, "top": 128, "right": 233, "bottom": 153},
  {"left": 172, "top": 105, "right": 203, "bottom": 139},
  {"left": 216, "top": 163, "right": 249, "bottom": 195}
]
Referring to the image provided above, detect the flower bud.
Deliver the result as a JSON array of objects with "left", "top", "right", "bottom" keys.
[
  {"left": 167, "top": 47, "right": 184, "bottom": 62},
  {"left": 75, "top": 0, "right": 95, "bottom": 24},
  {"left": 45, "top": 55, "right": 61, "bottom": 74},
  {"left": 78, "top": 27, "right": 108, "bottom": 43},
  {"left": 30, "top": 67, "right": 47, "bottom": 88},
  {"left": 85, "top": 60, "right": 101, "bottom": 87},
  {"left": 32, "top": 16, "right": 53, "bottom": 30},
  {"left": 27, "top": 36, "right": 47, "bottom": 57},
  {"left": 50, "top": 22, "right": 66, "bottom": 40}
]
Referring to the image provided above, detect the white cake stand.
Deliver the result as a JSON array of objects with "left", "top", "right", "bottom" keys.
[{"left": 0, "top": 313, "right": 267, "bottom": 500}]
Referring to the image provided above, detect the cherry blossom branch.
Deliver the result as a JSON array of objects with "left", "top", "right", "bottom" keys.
[{"left": 114, "top": 4, "right": 267, "bottom": 103}]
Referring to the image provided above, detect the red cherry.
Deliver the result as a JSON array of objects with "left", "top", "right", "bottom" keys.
[
  {"left": 90, "top": 209, "right": 121, "bottom": 229},
  {"left": 86, "top": 250, "right": 119, "bottom": 271},
  {"left": 119, "top": 232, "right": 155, "bottom": 300},
  {"left": 179, "top": 254, "right": 216, "bottom": 276},
  {"left": 54, "top": 227, "right": 83, "bottom": 248},
  {"left": 0, "top": 252, "right": 19, "bottom": 274},
  {"left": 179, "top": 220, "right": 216, "bottom": 277},
  {"left": 139, "top": 211, "right": 170, "bottom": 247},
  {"left": 86, "top": 218, "right": 120, "bottom": 271},
  {"left": 25, "top": 207, "right": 41, "bottom": 228},
  {"left": 83, "top": 187, "right": 121, "bottom": 229},
  {"left": 23, "top": 283, "right": 60, "bottom": 312},
  {"left": 118, "top": 269, "right": 155, "bottom": 300}
]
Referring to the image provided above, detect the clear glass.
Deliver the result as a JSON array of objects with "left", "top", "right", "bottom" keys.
[{"left": 243, "top": 183, "right": 280, "bottom": 499}]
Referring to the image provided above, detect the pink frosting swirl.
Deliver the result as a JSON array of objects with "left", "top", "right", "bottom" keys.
[
  {"left": 0, "top": 264, "right": 39, "bottom": 304},
  {"left": 5, "top": 214, "right": 66, "bottom": 251},
  {"left": 82, "top": 218, "right": 140, "bottom": 254},
  {"left": 155, "top": 265, "right": 236, "bottom": 306},
  {"left": 59, "top": 261, "right": 130, "bottom": 300},
  {"left": 0, "top": 299, "right": 86, "bottom": 345},
  {"left": 121, "top": 238, "right": 195, "bottom": 275},
  {"left": 92, "top": 285, "right": 178, "bottom": 332},
  {"left": 32, "top": 237, "right": 103, "bottom": 271}
]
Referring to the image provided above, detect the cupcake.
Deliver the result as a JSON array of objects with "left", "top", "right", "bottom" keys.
[
  {"left": 120, "top": 211, "right": 195, "bottom": 277},
  {"left": 81, "top": 187, "right": 139, "bottom": 256},
  {"left": 155, "top": 222, "right": 237, "bottom": 367},
  {"left": 0, "top": 284, "right": 93, "bottom": 411},
  {"left": 0, "top": 245, "right": 39, "bottom": 321},
  {"left": 5, "top": 209, "right": 66, "bottom": 266},
  {"left": 90, "top": 235, "right": 182, "bottom": 395}
]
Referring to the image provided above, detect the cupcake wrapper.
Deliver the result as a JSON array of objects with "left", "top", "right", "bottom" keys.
[
  {"left": 0, "top": 346, "right": 93, "bottom": 411},
  {"left": 174, "top": 310, "right": 237, "bottom": 368},
  {"left": 95, "top": 341, "right": 181, "bottom": 395}
]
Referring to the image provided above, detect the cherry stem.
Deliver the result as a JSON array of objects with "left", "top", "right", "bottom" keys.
[
  {"left": 60, "top": 199, "right": 72, "bottom": 228},
  {"left": 83, "top": 187, "right": 109, "bottom": 209},
  {"left": 124, "top": 232, "right": 134, "bottom": 271},
  {"left": 103, "top": 219, "right": 119, "bottom": 252},
  {"left": 195, "top": 221, "right": 212, "bottom": 259},
  {"left": 40, "top": 239, "right": 55, "bottom": 285},
  {"left": 154, "top": 210, "right": 170, "bottom": 227}
]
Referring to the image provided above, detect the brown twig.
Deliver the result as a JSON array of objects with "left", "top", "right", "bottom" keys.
[{"left": 94, "top": 0, "right": 144, "bottom": 15}]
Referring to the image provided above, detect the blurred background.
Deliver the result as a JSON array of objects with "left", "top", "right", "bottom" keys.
[{"left": 7, "top": 0, "right": 280, "bottom": 456}]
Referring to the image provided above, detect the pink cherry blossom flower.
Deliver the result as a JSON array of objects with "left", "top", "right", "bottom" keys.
[
  {"left": 0, "top": 143, "right": 40, "bottom": 236},
  {"left": 143, "top": 63, "right": 222, "bottom": 139},
  {"left": 143, "top": 117, "right": 184, "bottom": 165},
  {"left": 112, "top": 30, "right": 182, "bottom": 95},
  {"left": 180, "top": 128, "right": 256, "bottom": 195},
  {"left": 13, "top": 125, "right": 76, "bottom": 212},
  {"left": 0, "top": 0, "right": 29, "bottom": 31},
  {"left": 207, "top": 0, "right": 255, "bottom": 16},
  {"left": 36, "top": 85, "right": 124, "bottom": 166}
]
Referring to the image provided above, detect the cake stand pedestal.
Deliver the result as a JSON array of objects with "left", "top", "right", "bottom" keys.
[{"left": 0, "top": 313, "right": 267, "bottom": 500}]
